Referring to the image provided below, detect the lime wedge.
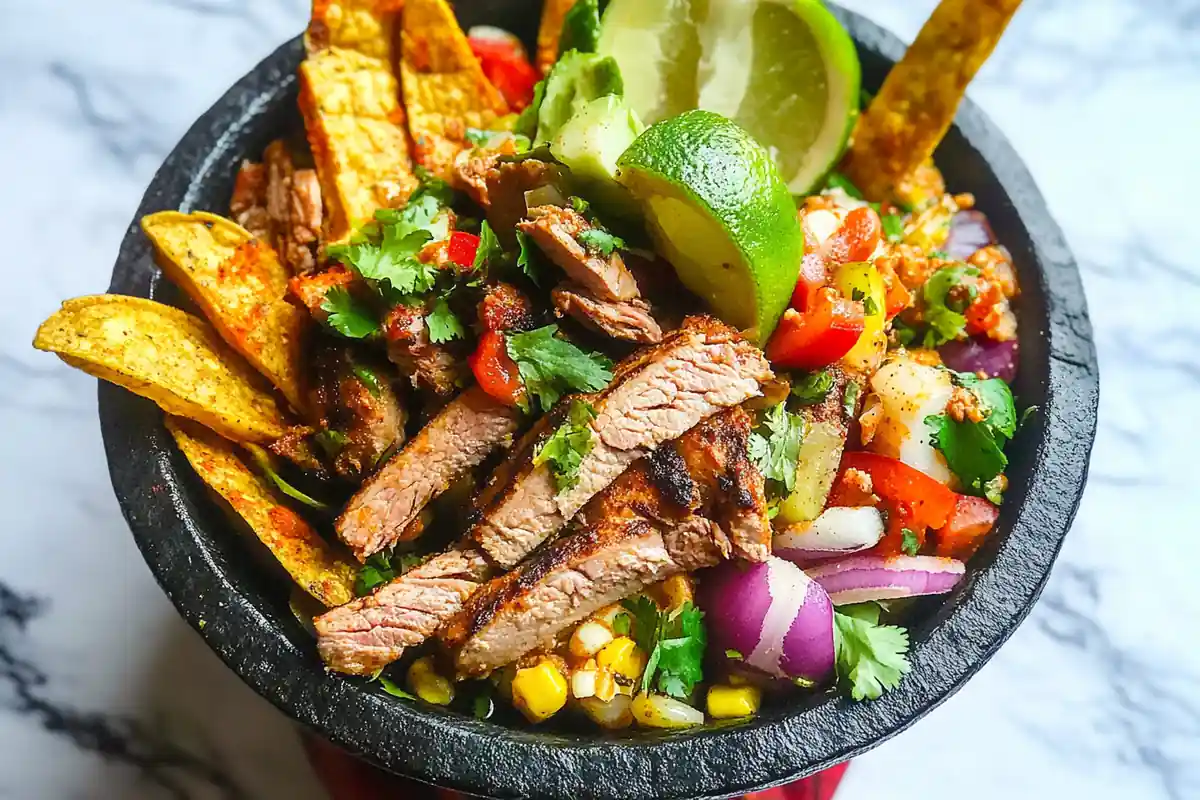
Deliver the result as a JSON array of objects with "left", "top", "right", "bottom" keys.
[
  {"left": 599, "top": 0, "right": 860, "bottom": 194},
  {"left": 617, "top": 110, "right": 805, "bottom": 343}
]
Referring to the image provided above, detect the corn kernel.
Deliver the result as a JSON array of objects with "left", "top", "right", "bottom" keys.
[
  {"left": 648, "top": 575, "right": 694, "bottom": 610},
  {"left": 569, "top": 621, "right": 614, "bottom": 659},
  {"left": 406, "top": 657, "right": 455, "bottom": 706},
  {"left": 706, "top": 684, "right": 762, "bottom": 719},
  {"left": 511, "top": 659, "right": 568, "bottom": 723},
  {"left": 592, "top": 604, "right": 623, "bottom": 628},
  {"left": 596, "top": 637, "right": 645, "bottom": 680},
  {"left": 571, "top": 669, "right": 597, "bottom": 699},
  {"left": 593, "top": 668, "right": 617, "bottom": 702}
]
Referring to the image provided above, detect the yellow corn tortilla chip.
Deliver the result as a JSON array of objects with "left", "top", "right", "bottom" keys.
[
  {"left": 400, "top": 0, "right": 510, "bottom": 178},
  {"left": 166, "top": 417, "right": 356, "bottom": 607},
  {"left": 33, "top": 295, "right": 289, "bottom": 443},
  {"left": 536, "top": 0, "right": 578, "bottom": 75},
  {"left": 306, "top": 0, "right": 404, "bottom": 56},
  {"left": 141, "top": 211, "right": 308, "bottom": 412},
  {"left": 841, "top": 0, "right": 1023, "bottom": 202},
  {"left": 300, "top": 45, "right": 418, "bottom": 242}
]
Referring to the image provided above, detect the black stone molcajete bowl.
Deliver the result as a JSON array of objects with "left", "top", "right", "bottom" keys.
[{"left": 99, "top": 3, "right": 1099, "bottom": 798}]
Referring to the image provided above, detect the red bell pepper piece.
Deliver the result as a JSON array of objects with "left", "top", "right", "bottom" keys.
[
  {"left": 468, "top": 36, "right": 539, "bottom": 111},
  {"left": 822, "top": 206, "right": 882, "bottom": 265},
  {"left": 828, "top": 452, "right": 958, "bottom": 555},
  {"left": 790, "top": 251, "right": 828, "bottom": 311},
  {"left": 446, "top": 231, "right": 481, "bottom": 269},
  {"left": 766, "top": 288, "right": 865, "bottom": 370},
  {"left": 469, "top": 331, "right": 525, "bottom": 407},
  {"left": 933, "top": 495, "right": 999, "bottom": 559}
]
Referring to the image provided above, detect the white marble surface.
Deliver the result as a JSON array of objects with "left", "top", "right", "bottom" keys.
[{"left": 2, "top": 1, "right": 1198, "bottom": 798}]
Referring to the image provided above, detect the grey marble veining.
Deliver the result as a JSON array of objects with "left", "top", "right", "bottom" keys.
[{"left": 1, "top": 1, "right": 1197, "bottom": 798}]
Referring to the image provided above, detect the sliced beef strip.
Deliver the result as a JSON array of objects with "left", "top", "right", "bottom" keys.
[
  {"left": 470, "top": 315, "right": 773, "bottom": 568},
  {"left": 483, "top": 160, "right": 565, "bottom": 249},
  {"left": 230, "top": 160, "right": 270, "bottom": 240},
  {"left": 336, "top": 387, "right": 522, "bottom": 561},
  {"left": 308, "top": 342, "right": 406, "bottom": 482},
  {"left": 264, "top": 140, "right": 322, "bottom": 275},
  {"left": 518, "top": 205, "right": 639, "bottom": 302},
  {"left": 478, "top": 281, "right": 538, "bottom": 334},
  {"left": 382, "top": 302, "right": 469, "bottom": 397},
  {"left": 552, "top": 282, "right": 664, "bottom": 344},
  {"left": 315, "top": 545, "right": 492, "bottom": 676},
  {"left": 450, "top": 138, "right": 521, "bottom": 207},
  {"left": 447, "top": 407, "right": 770, "bottom": 676}
]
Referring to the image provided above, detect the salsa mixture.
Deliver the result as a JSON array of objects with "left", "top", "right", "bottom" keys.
[{"left": 34, "top": 0, "right": 1027, "bottom": 731}]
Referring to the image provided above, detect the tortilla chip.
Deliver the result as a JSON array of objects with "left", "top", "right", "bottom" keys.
[
  {"left": 166, "top": 417, "right": 356, "bottom": 607},
  {"left": 141, "top": 211, "right": 308, "bottom": 412},
  {"left": 536, "top": 0, "right": 578, "bottom": 74},
  {"left": 306, "top": 0, "right": 404, "bottom": 56},
  {"left": 400, "top": 0, "right": 510, "bottom": 178},
  {"left": 33, "top": 295, "right": 289, "bottom": 443},
  {"left": 841, "top": 0, "right": 1023, "bottom": 202},
  {"left": 300, "top": 45, "right": 418, "bottom": 242}
]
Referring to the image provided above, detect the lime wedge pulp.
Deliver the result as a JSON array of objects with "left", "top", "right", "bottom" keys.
[
  {"left": 598, "top": 0, "right": 860, "bottom": 194},
  {"left": 616, "top": 110, "right": 806, "bottom": 343}
]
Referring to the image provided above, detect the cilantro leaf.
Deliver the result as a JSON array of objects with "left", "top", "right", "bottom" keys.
[
  {"left": 842, "top": 380, "right": 861, "bottom": 419},
  {"left": 245, "top": 445, "right": 329, "bottom": 511},
  {"left": 464, "top": 128, "right": 492, "bottom": 147},
  {"left": 921, "top": 265, "right": 979, "bottom": 347},
  {"left": 611, "top": 611, "right": 631, "bottom": 636},
  {"left": 355, "top": 552, "right": 396, "bottom": 596},
  {"left": 506, "top": 325, "right": 613, "bottom": 412},
  {"left": 314, "top": 429, "right": 347, "bottom": 457},
  {"left": 926, "top": 370, "right": 1017, "bottom": 500},
  {"left": 425, "top": 296, "right": 465, "bottom": 344},
  {"left": 900, "top": 527, "right": 920, "bottom": 556},
  {"left": 377, "top": 675, "right": 418, "bottom": 701},
  {"left": 833, "top": 611, "right": 911, "bottom": 701},
  {"left": 515, "top": 229, "right": 545, "bottom": 286},
  {"left": 863, "top": 295, "right": 880, "bottom": 316},
  {"left": 748, "top": 403, "right": 806, "bottom": 493},
  {"left": 321, "top": 288, "right": 378, "bottom": 339},
  {"left": 837, "top": 602, "right": 882, "bottom": 625},
  {"left": 577, "top": 228, "right": 626, "bottom": 256},
  {"left": 956, "top": 372, "right": 1017, "bottom": 439},
  {"left": 569, "top": 196, "right": 591, "bottom": 215},
  {"left": 351, "top": 362, "right": 383, "bottom": 397},
  {"left": 824, "top": 171, "right": 864, "bottom": 200},
  {"left": 791, "top": 369, "right": 835, "bottom": 405},
  {"left": 621, "top": 596, "right": 661, "bottom": 655},
  {"left": 622, "top": 597, "right": 706, "bottom": 699},
  {"left": 474, "top": 221, "right": 505, "bottom": 272},
  {"left": 881, "top": 213, "right": 905, "bottom": 243},
  {"left": 532, "top": 399, "right": 597, "bottom": 492}
]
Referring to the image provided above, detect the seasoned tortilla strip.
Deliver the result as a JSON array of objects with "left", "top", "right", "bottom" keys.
[
  {"left": 166, "top": 417, "right": 356, "bottom": 608},
  {"left": 536, "top": 0, "right": 578, "bottom": 74},
  {"left": 300, "top": 46, "right": 417, "bottom": 243},
  {"left": 306, "top": 0, "right": 404, "bottom": 56},
  {"left": 141, "top": 211, "right": 307, "bottom": 412},
  {"left": 841, "top": 0, "right": 1023, "bottom": 202},
  {"left": 400, "top": 0, "right": 509, "bottom": 178},
  {"left": 33, "top": 295, "right": 288, "bottom": 443}
]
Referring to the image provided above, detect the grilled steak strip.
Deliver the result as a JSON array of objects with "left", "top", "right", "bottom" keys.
[
  {"left": 382, "top": 302, "right": 469, "bottom": 397},
  {"left": 552, "top": 282, "right": 664, "bottom": 343},
  {"left": 471, "top": 315, "right": 773, "bottom": 568},
  {"left": 336, "top": 387, "right": 522, "bottom": 561},
  {"left": 315, "top": 545, "right": 492, "bottom": 676},
  {"left": 446, "top": 407, "right": 771, "bottom": 676},
  {"left": 484, "top": 160, "right": 564, "bottom": 249},
  {"left": 263, "top": 141, "right": 322, "bottom": 275},
  {"left": 518, "top": 205, "right": 639, "bottom": 301},
  {"left": 230, "top": 160, "right": 270, "bottom": 240}
]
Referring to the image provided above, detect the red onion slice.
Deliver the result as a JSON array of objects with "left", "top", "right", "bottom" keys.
[
  {"left": 945, "top": 210, "right": 995, "bottom": 261},
  {"left": 805, "top": 555, "right": 966, "bottom": 605},
  {"left": 774, "top": 507, "right": 886, "bottom": 565},
  {"left": 939, "top": 336, "right": 1018, "bottom": 384}
]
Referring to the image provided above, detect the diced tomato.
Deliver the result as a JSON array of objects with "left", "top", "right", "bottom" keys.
[
  {"left": 822, "top": 207, "right": 882, "bottom": 265},
  {"left": 766, "top": 288, "right": 865, "bottom": 370},
  {"left": 933, "top": 495, "right": 999, "bottom": 559},
  {"left": 790, "top": 251, "right": 828, "bottom": 312},
  {"left": 829, "top": 452, "right": 958, "bottom": 555},
  {"left": 876, "top": 257, "right": 913, "bottom": 318},
  {"left": 469, "top": 331, "right": 524, "bottom": 406},
  {"left": 965, "top": 280, "right": 1005, "bottom": 335},
  {"left": 468, "top": 37, "right": 539, "bottom": 110},
  {"left": 447, "top": 231, "right": 481, "bottom": 268}
]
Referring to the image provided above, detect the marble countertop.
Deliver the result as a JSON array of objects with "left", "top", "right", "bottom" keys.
[{"left": 2, "top": 1, "right": 1197, "bottom": 798}]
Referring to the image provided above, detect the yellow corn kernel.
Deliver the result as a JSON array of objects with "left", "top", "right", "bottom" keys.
[
  {"left": 571, "top": 669, "right": 597, "bottom": 699},
  {"left": 569, "top": 621, "right": 614, "bottom": 659},
  {"left": 648, "top": 575, "right": 694, "bottom": 610},
  {"left": 406, "top": 656, "right": 455, "bottom": 706},
  {"left": 706, "top": 684, "right": 762, "bottom": 719},
  {"left": 596, "top": 637, "right": 645, "bottom": 680},
  {"left": 593, "top": 668, "right": 617, "bottom": 702},
  {"left": 592, "top": 604, "right": 623, "bottom": 628},
  {"left": 511, "top": 659, "right": 568, "bottom": 723}
]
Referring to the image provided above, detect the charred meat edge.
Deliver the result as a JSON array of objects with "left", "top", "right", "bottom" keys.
[
  {"left": 470, "top": 315, "right": 773, "bottom": 568},
  {"left": 335, "top": 387, "right": 521, "bottom": 561},
  {"left": 552, "top": 282, "right": 664, "bottom": 344},
  {"left": 518, "top": 205, "right": 640, "bottom": 302}
]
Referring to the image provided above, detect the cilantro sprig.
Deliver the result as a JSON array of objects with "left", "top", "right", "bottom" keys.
[
  {"left": 791, "top": 369, "right": 835, "bottom": 405},
  {"left": 425, "top": 296, "right": 465, "bottom": 344},
  {"left": 925, "top": 371, "right": 1017, "bottom": 503},
  {"left": 622, "top": 596, "right": 707, "bottom": 699},
  {"left": 920, "top": 265, "right": 980, "bottom": 347},
  {"left": 577, "top": 227, "right": 626, "bottom": 256},
  {"left": 354, "top": 550, "right": 427, "bottom": 596},
  {"left": 506, "top": 325, "right": 613, "bottom": 412},
  {"left": 833, "top": 607, "right": 912, "bottom": 701},
  {"left": 748, "top": 403, "right": 806, "bottom": 493},
  {"left": 533, "top": 399, "right": 597, "bottom": 492},
  {"left": 321, "top": 288, "right": 378, "bottom": 339}
]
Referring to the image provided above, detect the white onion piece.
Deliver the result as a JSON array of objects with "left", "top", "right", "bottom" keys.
[
  {"left": 774, "top": 507, "right": 886, "bottom": 565},
  {"left": 803, "top": 208, "right": 844, "bottom": 247},
  {"left": 806, "top": 555, "right": 966, "bottom": 605},
  {"left": 466, "top": 25, "right": 527, "bottom": 55},
  {"left": 524, "top": 184, "right": 567, "bottom": 211},
  {"left": 868, "top": 357, "right": 954, "bottom": 484}
]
